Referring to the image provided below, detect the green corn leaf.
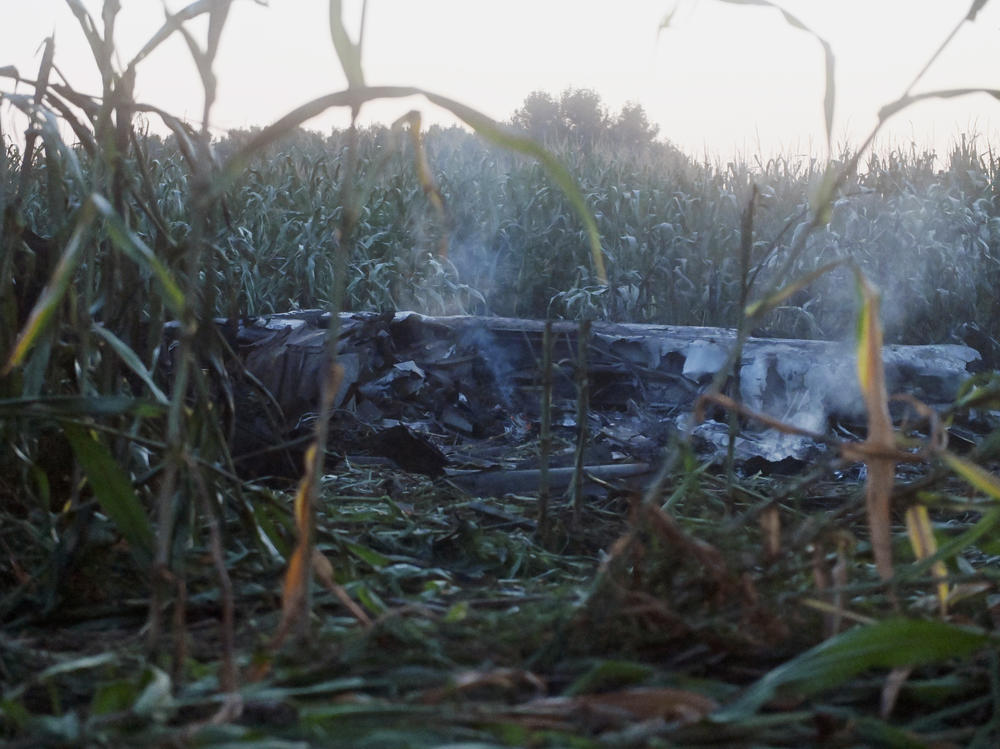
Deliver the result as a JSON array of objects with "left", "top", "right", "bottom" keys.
[
  {"left": 62, "top": 422, "right": 155, "bottom": 565},
  {"left": 91, "top": 324, "right": 169, "bottom": 404},
  {"left": 90, "top": 194, "right": 186, "bottom": 315},
  {"left": 953, "top": 372, "right": 1000, "bottom": 410},
  {"left": 423, "top": 91, "right": 606, "bottom": 284},
  {"left": 565, "top": 659, "right": 656, "bottom": 696},
  {"left": 714, "top": 618, "right": 992, "bottom": 721}
]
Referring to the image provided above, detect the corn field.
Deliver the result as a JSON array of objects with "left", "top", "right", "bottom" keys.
[{"left": 12, "top": 122, "right": 997, "bottom": 342}]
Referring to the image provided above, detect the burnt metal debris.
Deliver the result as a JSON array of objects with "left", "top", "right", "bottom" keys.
[{"left": 197, "top": 310, "right": 985, "bottom": 489}]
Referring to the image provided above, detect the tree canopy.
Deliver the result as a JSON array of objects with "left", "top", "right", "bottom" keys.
[{"left": 510, "top": 88, "right": 659, "bottom": 149}]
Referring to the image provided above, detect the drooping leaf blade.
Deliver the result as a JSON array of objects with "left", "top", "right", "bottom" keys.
[
  {"left": 64, "top": 0, "right": 112, "bottom": 82},
  {"left": 91, "top": 324, "right": 169, "bottom": 404},
  {"left": 879, "top": 87, "right": 1000, "bottom": 122},
  {"left": 715, "top": 0, "right": 835, "bottom": 150},
  {"left": 422, "top": 90, "right": 606, "bottom": 284},
  {"left": 126, "top": 0, "right": 219, "bottom": 72},
  {"left": 90, "top": 194, "right": 187, "bottom": 315}
]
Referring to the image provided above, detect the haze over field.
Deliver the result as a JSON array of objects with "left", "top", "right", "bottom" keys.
[{"left": 2, "top": 0, "right": 999, "bottom": 161}]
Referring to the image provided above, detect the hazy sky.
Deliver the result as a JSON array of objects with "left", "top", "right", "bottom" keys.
[{"left": 2, "top": 0, "right": 998, "bottom": 160}]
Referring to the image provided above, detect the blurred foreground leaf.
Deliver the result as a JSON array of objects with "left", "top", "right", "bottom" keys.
[
  {"left": 942, "top": 451, "right": 1000, "bottom": 501},
  {"left": 0, "top": 395, "right": 163, "bottom": 419},
  {"left": 2, "top": 197, "right": 98, "bottom": 374}
]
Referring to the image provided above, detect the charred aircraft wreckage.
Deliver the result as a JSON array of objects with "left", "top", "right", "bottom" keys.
[{"left": 162, "top": 310, "right": 990, "bottom": 496}]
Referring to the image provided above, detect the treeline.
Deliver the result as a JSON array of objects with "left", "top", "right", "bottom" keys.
[{"left": 510, "top": 88, "right": 660, "bottom": 149}]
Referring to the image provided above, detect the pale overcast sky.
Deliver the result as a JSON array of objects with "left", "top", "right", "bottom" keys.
[{"left": 2, "top": 0, "right": 998, "bottom": 161}]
